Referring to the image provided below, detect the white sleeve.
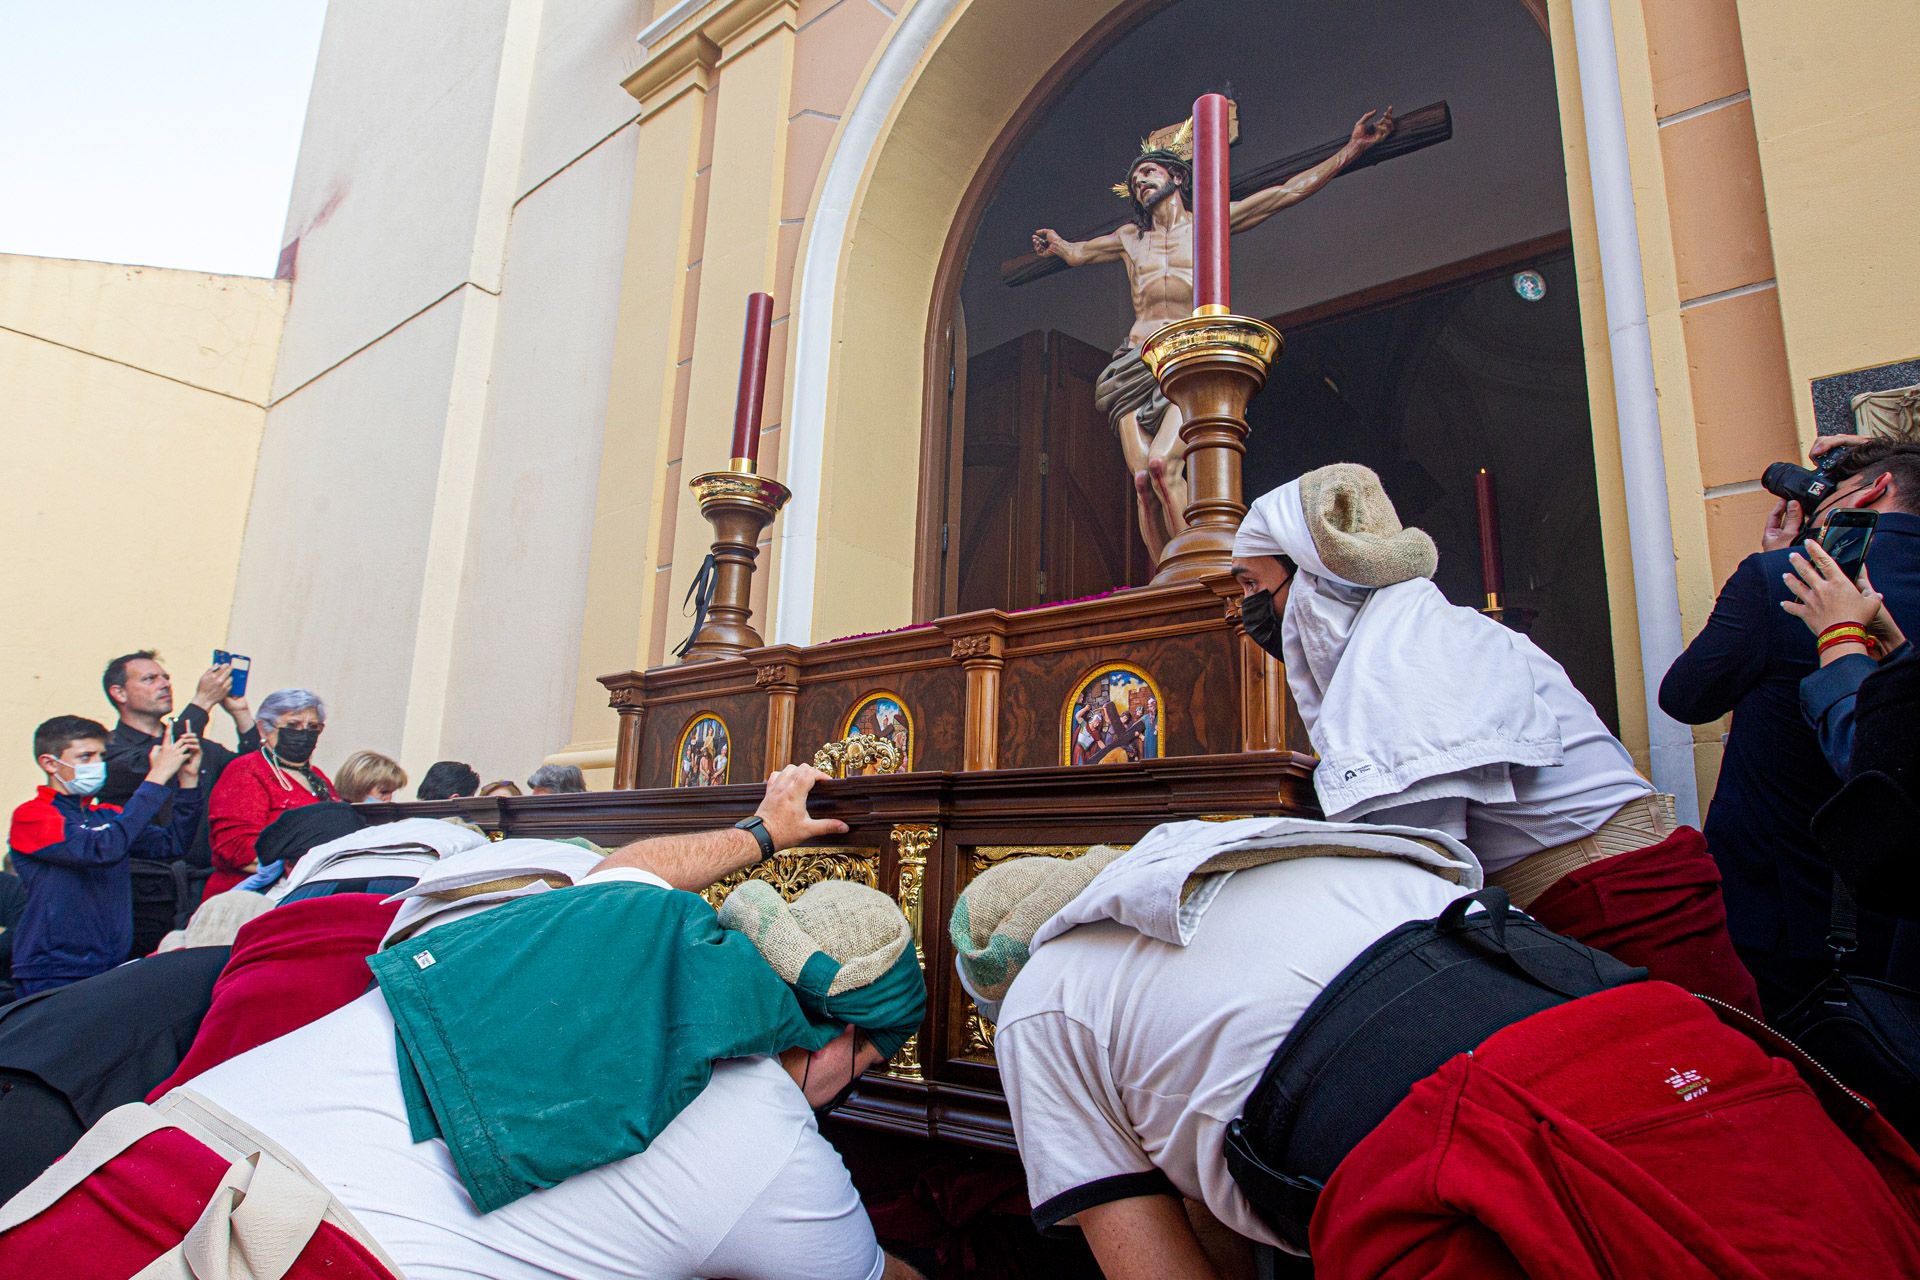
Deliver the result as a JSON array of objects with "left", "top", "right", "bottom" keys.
[
  {"left": 996, "top": 1010, "right": 1174, "bottom": 1233},
  {"left": 1360, "top": 795, "right": 1472, "bottom": 841},
  {"left": 694, "top": 1124, "right": 885, "bottom": 1280}
]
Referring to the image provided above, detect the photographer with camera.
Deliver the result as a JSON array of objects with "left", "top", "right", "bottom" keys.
[{"left": 1661, "top": 438, "right": 1920, "bottom": 1012}]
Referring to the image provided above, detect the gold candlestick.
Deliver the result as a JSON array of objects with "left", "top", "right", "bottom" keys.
[
  {"left": 1140, "top": 312, "right": 1282, "bottom": 584},
  {"left": 678, "top": 470, "right": 791, "bottom": 663}
]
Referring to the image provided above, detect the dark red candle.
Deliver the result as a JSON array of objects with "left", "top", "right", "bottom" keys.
[
  {"left": 730, "top": 292, "right": 775, "bottom": 467},
  {"left": 1475, "top": 467, "right": 1505, "bottom": 599},
  {"left": 1193, "top": 93, "right": 1231, "bottom": 311}
]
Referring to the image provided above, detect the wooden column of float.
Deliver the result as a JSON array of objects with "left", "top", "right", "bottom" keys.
[{"left": 945, "top": 627, "right": 1006, "bottom": 771}]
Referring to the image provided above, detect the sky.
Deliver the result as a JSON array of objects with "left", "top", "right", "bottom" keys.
[{"left": 0, "top": 0, "right": 328, "bottom": 279}]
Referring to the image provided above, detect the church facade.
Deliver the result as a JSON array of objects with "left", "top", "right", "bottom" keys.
[{"left": 209, "top": 0, "right": 1916, "bottom": 801}]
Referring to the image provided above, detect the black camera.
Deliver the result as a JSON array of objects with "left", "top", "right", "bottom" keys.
[{"left": 1762, "top": 443, "right": 1851, "bottom": 520}]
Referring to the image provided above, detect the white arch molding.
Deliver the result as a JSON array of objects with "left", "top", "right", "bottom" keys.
[{"left": 773, "top": 0, "right": 967, "bottom": 645}]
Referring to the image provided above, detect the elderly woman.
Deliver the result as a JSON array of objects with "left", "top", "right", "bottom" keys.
[{"left": 205, "top": 689, "right": 338, "bottom": 899}]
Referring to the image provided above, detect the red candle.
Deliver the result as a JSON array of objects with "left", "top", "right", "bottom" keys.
[
  {"left": 1475, "top": 467, "right": 1505, "bottom": 599},
  {"left": 730, "top": 292, "right": 775, "bottom": 467},
  {"left": 1193, "top": 93, "right": 1231, "bottom": 311}
]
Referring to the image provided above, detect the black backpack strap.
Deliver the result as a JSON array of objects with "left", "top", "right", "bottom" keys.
[
  {"left": 1437, "top": 887, "right": 1624, "bottom": 999},
  {"left": 1828, "top": 873, "right": 1861, "bottom": 968}
]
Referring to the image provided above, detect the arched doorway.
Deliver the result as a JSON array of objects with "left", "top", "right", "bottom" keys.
[
  {"left": 899, "top": 0, "right": 1617, "bottom": 725},
  {"left": 778, "top": 0, "right": 1630, "bottom": 732}
]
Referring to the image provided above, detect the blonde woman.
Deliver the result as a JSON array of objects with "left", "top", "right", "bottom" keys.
[{"left": 335, "top": 751, "right": 408, "bottom": 805}]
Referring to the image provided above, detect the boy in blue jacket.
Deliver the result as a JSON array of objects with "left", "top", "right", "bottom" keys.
[{"left": 8, "top": 716, "right": 202, "bottom": 996}]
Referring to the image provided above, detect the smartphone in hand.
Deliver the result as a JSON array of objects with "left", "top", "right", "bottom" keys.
[
  {"left": 1817, "top": 509, "right": 1878, "bottom": 581},
  {"left": 214, "top": 650, "right": 252, "bottom": 699}
]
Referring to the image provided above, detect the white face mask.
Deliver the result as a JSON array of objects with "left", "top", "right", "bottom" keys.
[{"left": 61, "top": 760, "right": 107, "bottom": 797}]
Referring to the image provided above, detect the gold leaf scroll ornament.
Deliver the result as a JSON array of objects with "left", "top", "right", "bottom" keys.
[{"left": 812, "top": 733, "right": 902, "bottom": 779}]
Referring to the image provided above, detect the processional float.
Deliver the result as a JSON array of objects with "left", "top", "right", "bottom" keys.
[{"left": 405, "top": 97, "right": 1373, "bottom": 1141}]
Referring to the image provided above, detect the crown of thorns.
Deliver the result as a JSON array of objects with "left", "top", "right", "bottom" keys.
[{"left": 1112, "top": 100, "right": 1239, "bottom": 197}]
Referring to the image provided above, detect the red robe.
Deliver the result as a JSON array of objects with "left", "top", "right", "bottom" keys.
[
  {"left": 1526, "top": 825, "right": 1765, "bottom": 1019},
  {"left": 147, "top": 893, "right": 398, "bottom": 1101},
  {"left": 0, "top": 1127, "right": 392, "bottom": 1280},
  {"left": 1311, "top": 982, "right": 1920, "bottom": 1278}
]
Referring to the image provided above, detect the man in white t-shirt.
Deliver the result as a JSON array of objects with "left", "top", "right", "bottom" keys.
[
  {"left": 189, "top": 989, "right": 897, "bottom": 1280},
  {"left": 950, "top": 818, "right": 1483, "bottom": 1277}
]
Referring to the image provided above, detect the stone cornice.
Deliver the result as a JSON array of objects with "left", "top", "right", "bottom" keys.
[{"left": 625, "top": 0, "right": 799, "bottom": 106}]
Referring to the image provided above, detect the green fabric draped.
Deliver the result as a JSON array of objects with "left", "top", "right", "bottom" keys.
[{"left": 370, "top": 881, "right": 842, "bottom": 1212}]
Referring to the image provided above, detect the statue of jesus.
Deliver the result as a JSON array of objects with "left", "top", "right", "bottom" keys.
[{"left": 1032, "top": 106, "right": 1395, "bottom": 558}]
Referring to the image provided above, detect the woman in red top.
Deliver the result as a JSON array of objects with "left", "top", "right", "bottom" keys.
[{"left": 205, "top": 689, "right": 337, "bottom": 898}]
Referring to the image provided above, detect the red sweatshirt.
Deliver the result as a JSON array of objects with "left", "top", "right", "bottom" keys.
[
  {"left": 149, "top": 893, "right": 397, "bottom": 1099},
  {"left": 204, "top": 752, "right": 336, "bottom": 898},
  {"left": 1311, "top": 982, "right": 1920, "bottom": 1278}
]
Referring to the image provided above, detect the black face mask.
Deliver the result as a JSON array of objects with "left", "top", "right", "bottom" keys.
[
  {"left": 273, "top": 726, "right": 322, "bottom": 765},
  {"left": 1241, "top": 588, "right": 1284, "bottom": 659}
]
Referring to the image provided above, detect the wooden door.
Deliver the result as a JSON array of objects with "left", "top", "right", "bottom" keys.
[
  {"left": 951, "top": 330, "right": 1146, "bottom": 613},
  {"left": 1042, "top": 331, "right": 1149, "bottom": 600},
  {"left": 955, "top": 332, "right": 1046, "bottom": 613}
]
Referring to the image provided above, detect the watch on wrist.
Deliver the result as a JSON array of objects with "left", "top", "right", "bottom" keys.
[{"left": 734, "top": 815, "right": 776, "bottom": 862}]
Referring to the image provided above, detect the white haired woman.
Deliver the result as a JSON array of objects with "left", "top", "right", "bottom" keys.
[{"left": 205, "top": 689, "right": 338, "bottom": 901}]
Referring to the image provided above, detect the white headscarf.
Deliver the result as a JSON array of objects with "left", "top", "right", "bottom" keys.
[
  {"left": 1236, "top": 479, "right": 1371, "bottom": 736},
  {"left": 1236, "top": 478, "right": 1564, "bottom": 819}
]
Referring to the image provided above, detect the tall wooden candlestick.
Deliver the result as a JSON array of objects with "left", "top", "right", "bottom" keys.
[
  {"left": 678, "top": 470, "right": 790, "bottom": 663},
  {"left": 1141, "top": 315, "right": 1281, "bottom": 583},
  {"left": 730, "top": 292, "right": 774, "bottom": 472},
  {"left": 1193, "top": 93, "right": 1231, "bottom": 314},
  {"left": 1475, "top": 466, "right": 1504, "bottom": 610},
  {"left": 1140, "top": 93, "right": 1274, "bottom": 582}
]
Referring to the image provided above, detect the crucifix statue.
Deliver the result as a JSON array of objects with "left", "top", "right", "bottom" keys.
[{"left": 1029, "top": 103, "right": 1395, "bottom": 559}]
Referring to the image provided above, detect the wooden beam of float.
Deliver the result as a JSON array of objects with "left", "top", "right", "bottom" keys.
[{"left": 1144, "top": 94, "right": 1281, "bottom": 584}]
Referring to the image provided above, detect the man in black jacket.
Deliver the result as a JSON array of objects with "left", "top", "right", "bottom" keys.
[
  {"left": 1661, "top": 440, "right": 1920, "bottom": 1012},
  {"left": 98, "top": 651, "right": 258, "bottom": 954}
]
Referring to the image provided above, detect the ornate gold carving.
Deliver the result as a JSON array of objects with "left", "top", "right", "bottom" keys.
[
  {"left": 1139, "top": 313, "right": 1282, "bottom": 382},
  {"left": 700, "top": 846, "right": 878, "bottom": 908},
  {"left": 962, "top": 1011, "right": 997, "bottom": 1059},
  {"left": 689, "top": 470, "right": 793, "bottom": 513},
  {"left": 811, "top": 733, "right": 901, "bottom": 778},
  {"left": 1222, "top": 595, "right": 1243, "bottom": 624},
  {"left": 968, "top": 843, "right": 1129, "bottom": 874},
  {"left": 884, "top": 823, "right": 936, "bottom": 1081},
  {"left": 950, "top": 634, "right": 995, "bottom": 660}
]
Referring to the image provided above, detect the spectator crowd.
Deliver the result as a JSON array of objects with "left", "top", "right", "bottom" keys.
[
  {"left": 0, "top": 436, "right": 1918, "bottom": 1279},
  {"left": 1, "top": 653, "right": 589, "bottom": 1001}
]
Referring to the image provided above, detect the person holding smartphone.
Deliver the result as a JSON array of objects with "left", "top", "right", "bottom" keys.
[
  {"left": 1661, "top": 439, "right": 1920, "bottom": 1012},
  {"left": 98, "top": 651, "right": 260, "bottom": 955},
  {"left": 1781, "top": 533, "right": 1911, "bottom": 777}
]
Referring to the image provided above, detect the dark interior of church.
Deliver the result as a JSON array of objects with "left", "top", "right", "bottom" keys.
[{"left": 939, "top": 0, "right": 1619, "bottom": 727}]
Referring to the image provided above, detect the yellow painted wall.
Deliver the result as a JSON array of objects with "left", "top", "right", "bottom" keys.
[
  {"left": 1739, "top": 0, "right": 1920, "bottom": 433},
  {"left": 0, "top": 254, "right": 285, "bottom": 808}
]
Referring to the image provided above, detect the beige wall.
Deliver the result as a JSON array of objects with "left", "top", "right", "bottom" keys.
[
  {"left": 0, "top": 253, "right": 285, "bottom": 806},
  {"left": 232, "top": 0, "right": 659, "bottom": 792},
  {"left": 1740, "top": 0, "right": 1920, "bottom": 433}
]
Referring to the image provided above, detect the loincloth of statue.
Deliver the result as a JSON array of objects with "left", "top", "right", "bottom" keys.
[{"left": 1093, "top": 342, "right": 1171, "bottom": 446}]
